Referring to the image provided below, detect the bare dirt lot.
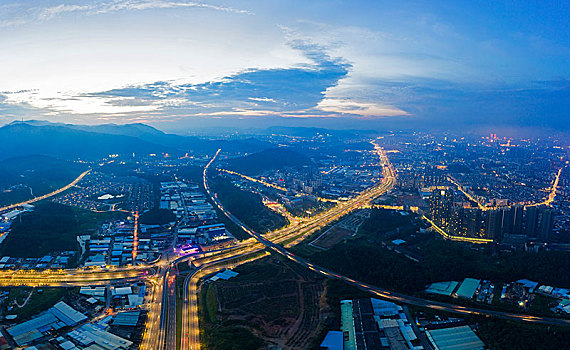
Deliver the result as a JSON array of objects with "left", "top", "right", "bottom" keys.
[{"left": 212, "top": 257, "right": 332, "bottom": 349}]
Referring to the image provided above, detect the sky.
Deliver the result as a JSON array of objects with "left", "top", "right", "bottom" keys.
[{"left": 0, "top": 0, "right": 569, "bottom": 133}]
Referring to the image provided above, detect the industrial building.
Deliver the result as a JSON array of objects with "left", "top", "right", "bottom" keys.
[
  {"left": 7, "top": 301, "right": 87, "bottom": 346},
  {"left": 425, "top": 325, "right": 484, "bottom": 350}
]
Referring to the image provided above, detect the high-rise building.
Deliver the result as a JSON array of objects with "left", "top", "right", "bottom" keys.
[
  {"left": 539, "top": 209, "right": 554, "bottom": 243},
  {"left": 512, "top": 205, "right": 523, "bottom": 235},
  {"left": 525, "top": 206, "right": 539, "bottom": 238},
  {"left": 485, "top": 209, "right": 502, "bottom": 240},
  {"left": 428, "top": 188, "right": 454, "bottom": 227},
  {"left": 465, "top": 208, "right": 483, "bottom": 237},
  {"left": 500, "top": 207, "right": 513, "bottom": 237}
]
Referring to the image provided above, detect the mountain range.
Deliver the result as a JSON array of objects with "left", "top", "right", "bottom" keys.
[{"left": 0, "top": 120, "right": 271, "bottom": 160}]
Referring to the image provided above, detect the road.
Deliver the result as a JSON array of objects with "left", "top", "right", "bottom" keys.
[
  {"left": 180, "top": 251, "right": 271, "bottom": 350},
  {"left": 166, "top": 268, "right": 177, "bottom": 350},
  {"left": 0, "top": 169, "right": 91, "bottom": 212},
  {"left": 187, "top": 142, "right": 570, "bottom": 349},
  {"left": 0, "top": 266, "right": 152, "bottom": 287},
  {"left": 219, "top": 168, "right": 338, "bottom": 203},
  {"left": 1, "top": 144, "right": 569, "bottom": 350},
  {"left": 449, "top": 166, "right": 565, "bottom": 210}
]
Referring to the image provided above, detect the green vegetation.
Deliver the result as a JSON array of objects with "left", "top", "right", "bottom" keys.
[
  {"left": 202, "top": 325, "right": 263, "bottom": 350},
  {"left": 139, "top": 208, "right": 176, "bottom": 225},
  {"left": 205, "top": 284, "right": 218, "bottom": 323},
  {"left": 310, "top": 240, "right": 428, "bottom": 293},
  {"left": 177, "top": 165, "right": 204, "bottom": 184},
  {"left": 2, "top": 287, "right": 72, "bottom": 320},
  {"left": 210, "top": 176, "right": 287, "bottom": 234},
  {"left": 476, "top": 318, "right": 570, "bottom": 350},
  {"left": 286, "top": 200, "right": 335, "bottom": 218},
  {"left": 0, "top": 155, "right": 87, "bottom": 206},
  {"left": 72, "top": 206, "right": 127, "bottom": 233},
  {"left": 199, "top": 279, "right": 264, "bottom": 350},
  {"left": 199, "top": 256, "right": 328, "bottom": 349},
  {"left": 225, "top": 147, "right": 312, "bottom": 176},
  {"left": 1, "top": 203, "right": 82, "bottom": 257},
  {"left": 1, "top": 202, "right": 123, "bottom": 258},
  {"left": 528, "top": 294, "right": 559, "bottom": 315},
  {"left": 300, "top": 208, "right": 570, "bottom": 296},
  {"left": 358, "top": 208, "right": 424, "bottom": 238}
]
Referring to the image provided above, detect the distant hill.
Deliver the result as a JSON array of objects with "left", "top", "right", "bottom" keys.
[
  {"left": 0, "top": 122, "right": 165, "bottom": 160},
  {"left": 0, "top": 155, "right": 88, "bottom": 206},
  {"left": 0, "top": 155, "right": 86, "bottom": 184},
  {"left": 265, "top": 126, "right": 378, "bottom": 138},
  {"left": 0, "top": 121, "right": 271, "bottom": 160},
  {"left": 64, "top": 121, "right": 272, "bottom": 154},
  {"left": 225, "top": 147, "right": 313, "bottom": 175}
]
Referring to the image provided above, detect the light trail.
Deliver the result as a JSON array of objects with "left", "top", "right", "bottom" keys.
[
  {"left": 218, "top": 168, "right": 288, "bottom": 192},
  {"left": 0, "top": 144, "right": 567, "bottom": 350},
  {"left": 0, "top": 169, "right": 91, "bottom": 212},
  {"left": 526, "top": 167, "right": 564, "bottom": 207},
  {"left": 448, "top": 166, "right": 564, "bottom": 210},
  {"left": 193, "top": 139, "right": 570, "bottom": 350},
  {"left": 422, "top": 215, "right": 494, "bottom": 244},
  {"left": 218, "top": 168, "right": 338, "bottom": 203},
  {"left": 132, "top": 211, "right": 139, "bottom": 261}
]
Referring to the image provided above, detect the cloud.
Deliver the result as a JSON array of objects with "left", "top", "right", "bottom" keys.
[
  {"left": 0, "top": 41, "right": 354, "bottom": 120},
  {"left": 90, "top": 1, "right": 252, "bottom": 15},
  {"left": 248, "top": 97, "right": 277, "bottom": 103},
  {"left": 0, "top": 0, "right": 251, "bottom": 28},
  {"left": 317, "top": 98, "right": 409, "bottom": 117},
  {"left": 36, "top": 4, "right": 92, "bottom": 21}
]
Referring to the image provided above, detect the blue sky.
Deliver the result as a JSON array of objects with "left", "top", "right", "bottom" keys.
[{"left": 0, "top": 0, "right": 568, "bottom": 132}]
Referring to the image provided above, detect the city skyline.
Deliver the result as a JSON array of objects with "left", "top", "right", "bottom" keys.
[{"left": 1, "top": 2, "right": 569, "bottom": 349}]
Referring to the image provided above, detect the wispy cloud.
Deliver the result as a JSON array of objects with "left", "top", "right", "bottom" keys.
[
  {"left": 248, "top": 97, "right": 277, "bottom": 103},
  {"left": 96, "top": 1, "right": 251, "bottom": 14},
  {"left": 36, "top": 4, "right": 92, "bottom": 21},
  {"left": 2, "top": 41, "right": 395, "bottom": 121},
  {"left": 0, "top": 0, "right": 251, "bottom": 27},
  {"left": 317, "top": 98, "right": 409, "bottom": 117}
]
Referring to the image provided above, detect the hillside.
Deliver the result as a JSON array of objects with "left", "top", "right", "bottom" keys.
[
  {"left": 0, "top": 155, "right": 87, "bottom": 206},
  {"left": 0, "top": 121, "right": 271, "bottom": 160},
  {"left": 0, "top": 123, "right": 165, "bottom": 160},
  {"left": 225, "top": 147, "right": 313, "bottom": 175}
]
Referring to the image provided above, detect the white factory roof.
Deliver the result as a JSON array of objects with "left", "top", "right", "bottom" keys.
[
  {"left": 113, "top": 287, "right": 132, "bottom": 296},
  {"left": 455, "top": 278, "right": 481, "bottom": 299},
  {"left": 426, "top": 325, "right": 484, "bottom": 350},
  {"left": 426, "top": 281, "right": 459, "bottom": 296}
]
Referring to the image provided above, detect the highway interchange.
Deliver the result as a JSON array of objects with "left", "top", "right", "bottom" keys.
[{"left": 0, "top": 143, "right": 569, "bottom": 349}]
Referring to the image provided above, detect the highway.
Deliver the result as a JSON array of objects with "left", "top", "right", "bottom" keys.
[
  {"left": 1, "top": 144, "right": 569, "bottom": 350},
  {"left": 0, "top": 266, "right": 152, "bottom": 287},
  {"left": 448, "top": 166, "right": 565, "bottom": 210},
  {"left": 180, "top": 251, "right": 271, "bottom": 350},
  {"left": 219, "top": 168, "right": 338, "bottom": 203},
  {"left": 186, "top": 142, "right": 570, "bottom": 349},
  {"left": 0, "top": 169, "right": 91, "bottom": 212},
  {"left": 527, "top": 166, "right": 565, "bottom": 207},
  {"left": 422, "top": 215, "right": 494, "bottom": 244},
  {"left": 140, "top": 275, "right": 164, "bottom": 350}
]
